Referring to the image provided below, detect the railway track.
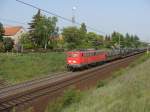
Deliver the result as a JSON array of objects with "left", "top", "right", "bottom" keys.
[
  {"left": 0, "top": 71, "right": 70, "bottom": 94},
  {"left": 0, "top": 52, "right": 144, "bottom": 112},
  {"left": 0, "top": 80, "right": 9, "bottom": 90}
]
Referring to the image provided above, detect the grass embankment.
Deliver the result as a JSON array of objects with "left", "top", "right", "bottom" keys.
[
  {"left": 0, "top": 52, "right": 66, "bottom": 84},
  {"left": 46, "top": 53, "right": 150, "bottom": 112}
]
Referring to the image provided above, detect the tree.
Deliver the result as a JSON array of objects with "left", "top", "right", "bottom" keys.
[
  {"left": 85, "top": 32, "right": 104, "bottom": 49},
  {"left": 133, "top": 35, "right": 140, "bottom": 48},
  {"left": 111, "top": 31, "right": 124, "bottom": 48},
  {"left": 124, "top": 33, "right": 141, "bottom": 48},
  {"left": 28, "top": 9, "right": 43, "bottom": 47},
  {"left": 28, "top": 10, "right": 58, "bottom": 49},
  {"left": 35, "top": 16, "right": 58, "bottom": 49},
  {"left": 80, "top": 23, "right": 87, "bottom": 34},
  {"left": 20, "top": 33, "right": 33, "bottom": 49},
  {"left": 0, "top": 22, "right": 4, "bottom": 42},
  {"left": 62, "top": 26, "right": 83, "bottom": 50},
  {"left": 3, "top": 37, "right": 14, "bottom": 52},
  {"left": 124, "top": 33, "right": 131, "bottom": 47},
  {"left": 56, "top": 35, "right": 65, "bottom": 49},
  {"left": 104, "top": 35, "right": 112, "bottom": 48},
  {"left": 43, "top": 16, "right": 58, "bottom": 49}
]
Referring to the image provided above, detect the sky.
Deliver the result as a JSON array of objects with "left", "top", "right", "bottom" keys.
[{"left": 0, "top": 0, "right": 150, "bottom": 42}]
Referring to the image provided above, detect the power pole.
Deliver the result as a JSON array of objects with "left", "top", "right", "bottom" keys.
[
  {"left": 119, "top": 34, "right": 121, "bottom": 52},
  {"left": 72, "top": 6, "right": 76, "bottom": 26}
]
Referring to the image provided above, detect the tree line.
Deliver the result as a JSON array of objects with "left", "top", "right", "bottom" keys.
[
  {"left": 0, "top": 10, "right": 148, "bottom": 52},
  {"left": 0, "top": 23, "right": 14, "bottom": 52}
]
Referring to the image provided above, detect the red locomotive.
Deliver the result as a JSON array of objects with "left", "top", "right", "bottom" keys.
[
  {"left": 66, "top": 49, "right": 107, "bottom": 71},
  {"left": 66, "top": 48, "right": 146, "bottom": 71}
]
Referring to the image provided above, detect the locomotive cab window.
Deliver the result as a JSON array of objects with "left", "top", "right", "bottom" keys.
[{"left": 83, "top": 53, "right": 87, "bottom": 57}]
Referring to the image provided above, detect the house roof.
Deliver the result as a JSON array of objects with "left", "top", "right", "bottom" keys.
[{"left": 4, "top": 26, "right": 22, "bottom": 36}]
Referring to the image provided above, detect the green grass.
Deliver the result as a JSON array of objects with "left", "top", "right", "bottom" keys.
[
  {"left": 50, "top": 53, "right": 150, "bottom": 112},
  {"left": 45, "top": 89, "right": 82, "bottom": 112},
  {"left": 0, "top": 52, "right": 66, "bottom": 84}
]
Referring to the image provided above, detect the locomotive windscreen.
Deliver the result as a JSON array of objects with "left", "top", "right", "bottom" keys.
[{"left": 68, "top": 53, "right": 79, "bottom": 58}]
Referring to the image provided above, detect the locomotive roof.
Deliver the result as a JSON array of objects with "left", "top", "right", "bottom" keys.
[{"left": 67, "top": 49, "right": 106, "bottom": 53}]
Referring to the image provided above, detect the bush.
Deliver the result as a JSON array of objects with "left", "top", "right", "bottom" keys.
[
  {"left": 0, "top": 42, "right": 4, "bottom": 52},
  {"left": 63, "top": 89, "right": 82, "bottom": 107},
  {"left": 129, "top": 53, "right": 150, "bottom": 68},
  {"left": 96, "top": 80, "right": 106, "bottom": 88},
  {"left": 112, "top": 68, "right": 125, "bottom": 79},
  {"left": 22, "top": 43, "right": 34, "bottom": 49},
  {"left": 46, "top": 88, "right": 82, "bottom": 112},
  {"left": 3, "top": 37, "right": 14, "bottom": 52}
]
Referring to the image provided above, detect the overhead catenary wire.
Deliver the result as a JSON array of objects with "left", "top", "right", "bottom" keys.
[
  {"left": 0, "top": 17, "right": 29, "bottom": 30},
  {"left": 0, "top": 18, "right": 104, "bottom": 36},
  {"left": 15, "top": 0, "right": 106, "bottom": 35},
  {"left": 0, "top": 17, "right": 27, "bottom": 26}
]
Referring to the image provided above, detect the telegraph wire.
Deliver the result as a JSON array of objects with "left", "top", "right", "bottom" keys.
[
  {"left": 16, "top": 0, "right": 106, "bottom": 34},
  {"left": 0, "top": 18, "right": 103, "bottom": 35},
  {"left": 0, "top": 17, "right": 27, "bottom": 26}
]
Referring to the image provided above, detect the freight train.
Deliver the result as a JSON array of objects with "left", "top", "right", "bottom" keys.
[{"left": 66, "top": 48, "right": 145, "bottom": 71}]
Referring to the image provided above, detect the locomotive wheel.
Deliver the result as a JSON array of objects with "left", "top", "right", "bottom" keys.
[
  {"left": 67, "top": 66, "right": 72, "bottom": 71},
  {"left": 72, "top": 68, "right": 76, "bottom": 72},
  {"left": 85, "top": 65, "right": 89, "bottom": 69}
]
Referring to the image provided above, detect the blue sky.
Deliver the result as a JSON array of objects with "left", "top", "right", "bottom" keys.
[{"left": 0, "top": 0, "right": 150, "bottom": 42}]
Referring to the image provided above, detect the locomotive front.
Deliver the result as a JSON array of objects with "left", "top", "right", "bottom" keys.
[{"left": 66, "top": 51, "right": 83, "bottom": 70}]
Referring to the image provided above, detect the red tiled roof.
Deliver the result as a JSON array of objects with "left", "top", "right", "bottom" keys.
[{"left": 4, "top": 26, "right": 22, "bottom": 36}]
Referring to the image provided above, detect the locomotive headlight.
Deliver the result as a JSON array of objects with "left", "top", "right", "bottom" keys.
[
  {"left": 68, "top": 60, "right": 72, "bottom": 63},
  {"left": 72, "top": 60, "right": 77, "bottom": 63}
]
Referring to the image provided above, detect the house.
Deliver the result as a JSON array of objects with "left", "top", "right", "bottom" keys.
[
  {"left": 49, "top": 34, "right": 64, "bottom": 41},
  {"left": 4, "top": 26, "right": 26, "bottom": 45}
]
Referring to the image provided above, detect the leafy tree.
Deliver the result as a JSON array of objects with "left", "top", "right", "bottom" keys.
[
  {"left": 133, "top": 35, "right": 140, "bottom": 48},
  {"left": 20, "top": 33, "right": 33, "bottom": 49},
  {"left": 111, "top": 31, "right": 124, "bottom": 48},
  {"left": 28, "top": 9, "right": 42, "bottom": 47},
  {"left": 124, "top": 33, "right": 141, "bottom": 48},
  {"left": 85, "top": 32, "right": 103, "bottom": 49},
  {"left": 84, "top": 32, "right": 96, "bottom": 48},
  {"left": 62, "top": 26, "right": 83, "bottom": 50},
  {"left": 105, "top": 35, "right": 111, "bottom": 41},
  {"left": 96, "top": 35, "right": 104, "bottom": 48},
  {"left": 104, "top": 35, "right": 112, "bottom": 48},
  {"left": 79, "top": 23, "right": 89, "bottom": 48},
  {"left": 28, "top": 10, "right": 58, "bottom": 49},
  {"left": 43, "top": 16, "right": 58, "bottom": 49},
  {"left": 124, "top": 33, "right": 131, "bottom": 47},
  {"left": 0, "top": 22, "right": 4, "bottom": 42},
  {"left": 3, "top": 37, "right": 14, "bottom": 51},
  {"left": 56, "top": 36, "right": 65, "bottom": 49},
  {"left": 80, "top": 23, "right": 87, "bottom": 34}
]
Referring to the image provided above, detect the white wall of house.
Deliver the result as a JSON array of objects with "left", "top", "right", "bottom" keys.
[{"left": 14, "top": 28, "right": 26, "bottom": 44}]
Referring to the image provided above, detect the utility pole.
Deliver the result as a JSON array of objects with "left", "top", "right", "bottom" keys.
[
  {"left": 72, "top": 6, "right": 76, "bottom": 26},
  {"left": 119, "top": 34, "right": 121, "bottom": 52},
  {"left": 43, "top": 25, "right": 47, "bottom": 50},
  {"left": 147, "top": 44, "right": 149, "bottom": 54}
]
